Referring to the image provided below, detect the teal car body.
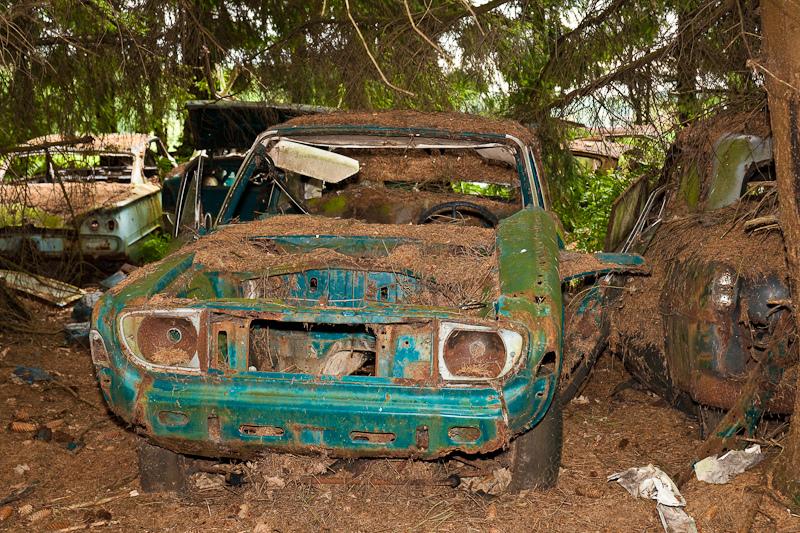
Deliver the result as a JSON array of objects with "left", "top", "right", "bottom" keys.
[{"left": 90, "top": 113, "right": 637, "bottom": 479}]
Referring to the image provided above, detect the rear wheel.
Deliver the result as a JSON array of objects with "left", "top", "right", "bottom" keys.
[{"left": 507, "top": 397, "right": 563, "bottom": 492}]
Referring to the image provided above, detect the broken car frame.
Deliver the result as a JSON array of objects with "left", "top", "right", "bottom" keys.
[
  {"left": 91, "top": 111, "right": 641, "bottom": 492},
  {"left": 606, "top": 116, "right": 797, "bottom": 437}
]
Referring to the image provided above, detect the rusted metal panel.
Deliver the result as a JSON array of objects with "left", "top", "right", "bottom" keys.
[
  {"left": 90, "top": 120, "right": 610, "bottom": 466},
  {"left": 0, "top": 269, "right": 83, "bottom": 306}
]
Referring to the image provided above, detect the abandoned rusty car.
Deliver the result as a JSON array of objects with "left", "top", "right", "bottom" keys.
[
  {"left": 605, "top": 113, "right": 797, "bottom": 436},
  {"left": 0, "top": 134, "right": 175, "bottom": 264},
  {"left": 90, "top": 111, "right": 638, "bottom": 491}
]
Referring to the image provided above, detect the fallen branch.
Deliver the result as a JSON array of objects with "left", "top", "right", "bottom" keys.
[
  {"left": 744, "top": 215, "right": 780, "bottom": 231},
  {"left": 300, "top": 474, "right": 463, "bottom": 487},
  {"left": 737, "top": 435, "right": 784, "bottom": 449},
  {"left": 56, "top": 491, "right": 132, "bottom": 511},
  {"left": 52, "top": 520, "right": 118, "bottom": 532}
]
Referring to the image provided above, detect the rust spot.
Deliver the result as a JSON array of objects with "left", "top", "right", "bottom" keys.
[
  {"left": 99, "top": 374, "right": 112, "bottom": 397},
  {"left": 690, "top": 369, "right": 795, "bottom": 413},
  {"left": 404, "top": 361, "right": 432, "bottom": 381},
  {"left": 208, "top": 416, "right": 221, "bottom": 442}
]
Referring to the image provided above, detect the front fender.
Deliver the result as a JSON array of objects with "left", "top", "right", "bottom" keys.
[{"left": 495, "top": 208, "right": 562, "bottom": 433}]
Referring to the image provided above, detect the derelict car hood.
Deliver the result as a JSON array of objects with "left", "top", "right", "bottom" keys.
[
  {"left": 113, "top": 214, "right": 508, "bottom": 313},
  {"left": 109, "top": 211, "right": 644, "bottom": 318},
  {"left": 186, "top": 101, "right": 329, "bottom": 151}
]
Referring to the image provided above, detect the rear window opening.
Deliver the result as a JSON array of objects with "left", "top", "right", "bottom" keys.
[{"left": 248, "top": 320, "right": 376, "bottom": 376}]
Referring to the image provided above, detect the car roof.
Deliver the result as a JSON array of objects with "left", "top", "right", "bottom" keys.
[{"left": 271, "top": 110, "right": 538, "bottom": 147}]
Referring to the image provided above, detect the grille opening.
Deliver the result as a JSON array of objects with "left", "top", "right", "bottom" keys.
[
  {"left": 249, "top": 320, "right": 377, "bottom": 376},
  {"left": 240, "top": 424, "right": 284, "bottom": 437},
  {"left": 448, "top": 426, "right": 481, "bottom": 443}
]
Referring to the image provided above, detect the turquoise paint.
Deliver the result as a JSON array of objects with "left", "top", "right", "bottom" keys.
[
  {"left": 267, "top": 269, "right": 419, "bottom": 307},
  {"left": 389, "top": 332, "right": 433, "bottom": 379},
  {"left": 560, "top": 252, "right": 645, "bottom": 283},
  {"left": 93, "top": 126, "right": 569, "bottom": 459}
]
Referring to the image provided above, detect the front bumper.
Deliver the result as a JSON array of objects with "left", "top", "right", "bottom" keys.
[
  {"left": 97, "top": 364, "right": 554, "bottom": 459},
  {"left": 0, "top": 229, "right": 126, "bottom": 258}
]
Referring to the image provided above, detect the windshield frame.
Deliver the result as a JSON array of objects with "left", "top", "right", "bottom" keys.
[{"left": 216, "top": 125, "right": 543, "bottom": 226}]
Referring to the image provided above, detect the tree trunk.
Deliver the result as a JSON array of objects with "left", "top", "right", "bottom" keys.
[{"left": 762, "top": 0, "right": 800, "bottom": 504}]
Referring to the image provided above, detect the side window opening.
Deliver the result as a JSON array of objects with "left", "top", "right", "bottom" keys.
[{"left": 740, "top": 160, "right": 776, "bottom": 199}]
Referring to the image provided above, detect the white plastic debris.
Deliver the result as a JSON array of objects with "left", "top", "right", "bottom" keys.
[
  {"left": 572, "top": 395, "right": 590, "bottom": 405},
  {"left": 608, "top": 464, "right": 697, "bottom": 533},
  {"left": 694, "top": 444, "right": 763, "bottom": 484}
]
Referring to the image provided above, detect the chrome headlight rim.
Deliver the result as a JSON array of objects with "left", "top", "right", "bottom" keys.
[
  {"left": 437, "top": 321, "right": 525, "bottom": 382},
  {"left": 118, "top": 308, "right": 203, "bottom": 373}
]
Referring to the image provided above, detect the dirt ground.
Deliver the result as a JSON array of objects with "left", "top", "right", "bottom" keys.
[{"left": 1, "top": 300, "right": 799, "bottom": 532}]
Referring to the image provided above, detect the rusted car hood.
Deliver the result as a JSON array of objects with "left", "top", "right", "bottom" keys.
[{"left": 118, "top": 214, "right": 500, "bottom": 312}]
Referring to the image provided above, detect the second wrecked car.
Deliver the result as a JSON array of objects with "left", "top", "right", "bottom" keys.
[
  {"left": 0, "top": 134, "right": 175, "bottom": 264},
  {"left": 606, "top": 112, "right": 797, "bottom": 434},
  {"left": 91, "top": 111, "right": 640, "bottom": 491}
]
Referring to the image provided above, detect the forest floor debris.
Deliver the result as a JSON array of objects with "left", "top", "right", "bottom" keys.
[
  {"left": 694, "top": 445, "right": 764, "bottom": 484},
  {"left": 608, "top": 464, "right": 696, "bottom": 533},
  {"left": 0, "top": 298, "right": 798, "bottom": 531}
]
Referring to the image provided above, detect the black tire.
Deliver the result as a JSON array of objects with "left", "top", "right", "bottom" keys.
[
  {"left": 507, "top": 397, "right": 563, "bottom": 492},
  {"left": 137, "top": 439, "right": 190, "bottom": 493},
  {"left": 416, "top": 201, "right": 499, "bottom": 228}
]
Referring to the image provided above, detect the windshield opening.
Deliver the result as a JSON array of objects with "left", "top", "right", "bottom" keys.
[
  {"left": 1, "top": 149, "right": 135, "bottom": 183},
  {"left": 224, "top": 136, "right": 527, "bottom": 229}
]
